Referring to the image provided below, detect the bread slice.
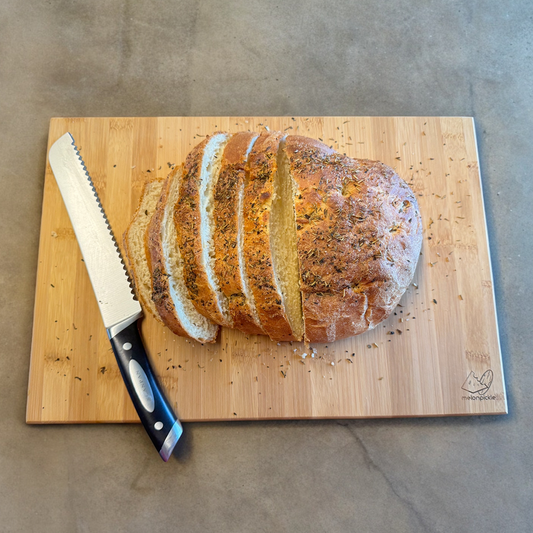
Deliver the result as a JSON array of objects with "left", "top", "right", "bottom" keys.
[
  {"left": 284, "top": 135, "right": 423, "bottom": 343},
  {"left": 213, "top": 132, "right": 265, "bottom": 335},
  {"left": 174, "top": 132, "right": 232, "bottom": 326},
  {"left": 123, "top": 179, "right": 165, "bottom": 322},
  {"left": 243, "top": 132, "right": 303, "bottom": 342},
  {"left": 146, "top": 167, "right": 219, "bottom": 343},
  {"left": 270, "top": 137, "right": 304, "bottom": 340}
]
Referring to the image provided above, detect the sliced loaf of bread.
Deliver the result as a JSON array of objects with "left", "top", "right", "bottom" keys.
[
  {"left": 243, "top": 132, "right": 304, "bottom": 342},
  {"left": 146, "top": 166, "right": 219, "bottom": 343},
  {"left": 125, "top": 131, "right": 423, "bottom": 345},
  {"left": 123, "top": 179, "right": 165, "bottom": 322},
  {"left": 213, "top": 132, "right": 264, "bottom": 335},
  {"left": 174, "top": 132, "right": 233, "bottom": 326}
]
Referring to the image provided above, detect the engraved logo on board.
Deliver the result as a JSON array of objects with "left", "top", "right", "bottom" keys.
[{"left": 461, "top": 370, "right": 496, "bottom": 401}]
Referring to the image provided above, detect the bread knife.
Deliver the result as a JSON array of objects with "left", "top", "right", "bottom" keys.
[{"left": 48, "top": 132, "right": 182, "bottom": 461}]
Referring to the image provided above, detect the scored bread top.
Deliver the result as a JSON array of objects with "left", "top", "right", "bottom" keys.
[
  {"left": 123, "top": 179, "right": 165, "bottom": 323},
  {"left": 174, "top": 132, "right": 233, "bottom": 327},
  {"left": 146, "top": 168, "right": 219, "bottom": 343},
  {"left": 285, "top": 135, "right": 423, "bottom": 343},
  {"left": 243, "top": 132, "right": 301, "bottom": 342},
  {"left": 213, "top": 132, "right": 264, "bottom": 335}
]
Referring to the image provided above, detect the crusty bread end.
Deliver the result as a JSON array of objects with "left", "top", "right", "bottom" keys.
[{"left": 123, "top": 179, "right": 165, "bottom": 322}]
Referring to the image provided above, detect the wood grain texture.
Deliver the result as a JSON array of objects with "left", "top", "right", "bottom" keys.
[{"left": 26, "top": 116, "right": 507, "bottom": 423}]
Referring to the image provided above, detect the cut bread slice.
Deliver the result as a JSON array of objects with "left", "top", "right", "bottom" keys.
[
  {"left": 270, "top": 137, "right": 304, "bottom": 340},
  {"left": 243, "top": 132, "right": 303, "bottom": 342},
  {"left": 123, "top": 179, "right": 165, "bottom": 322},
  {"left": 213, "top": 132, "right": 264, "bottom": 335},
  {"left": 174, "top": 132, "right": 233, "bottom": 326},
  {"left": 146, "top": 167, "right": 219, "bottom": 343}
]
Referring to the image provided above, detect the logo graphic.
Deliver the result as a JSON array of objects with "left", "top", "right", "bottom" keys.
[{"left": 461, "top": 370, "right": 493, "bottom": 395}]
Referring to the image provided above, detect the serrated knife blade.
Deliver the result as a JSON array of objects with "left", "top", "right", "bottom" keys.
[
  {"left": 49, "top": 133, "right": 141, "bottom": 329},
  {"left": 49, "top": 132, "right": 182, "bottom": 461}
]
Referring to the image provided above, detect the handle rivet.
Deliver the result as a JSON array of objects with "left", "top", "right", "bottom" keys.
[
  {"left": 122, "top": 342, "right": 132, "bottom": 351},
  {"left": 154, "top": 421, "right": 163, "bottom": 431}
]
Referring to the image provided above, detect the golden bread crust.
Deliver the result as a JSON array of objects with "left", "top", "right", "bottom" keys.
[{"left": 285, "top": 135, "right": 423, "bottom": 342}]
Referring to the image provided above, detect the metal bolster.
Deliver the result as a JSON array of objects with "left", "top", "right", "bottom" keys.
[{"left": 106, "top": 311, "right": 143, "bottom": 339}]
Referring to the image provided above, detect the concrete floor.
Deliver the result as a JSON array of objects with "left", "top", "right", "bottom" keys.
[{"left": 1, "top": 1, "right": 532, "bottom": 531}]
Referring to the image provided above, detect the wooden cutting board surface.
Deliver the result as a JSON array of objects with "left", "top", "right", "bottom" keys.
[{"left": 26, "top": 116, "right": 507, "bottom": 423}]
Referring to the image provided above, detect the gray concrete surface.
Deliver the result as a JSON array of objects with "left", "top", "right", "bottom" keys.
[{"left": 1, "top": 0, "right": 531, "bottom": 531}]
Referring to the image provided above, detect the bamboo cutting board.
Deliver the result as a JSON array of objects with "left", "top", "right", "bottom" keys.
[{"left": 26, "top": 116, "right": 507, "bottom": 423}]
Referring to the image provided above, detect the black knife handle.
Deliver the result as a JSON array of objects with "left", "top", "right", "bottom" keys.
[{"left": 108, "top": 320, "right": 182, "bottom": 461}]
